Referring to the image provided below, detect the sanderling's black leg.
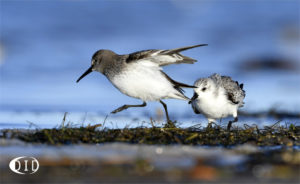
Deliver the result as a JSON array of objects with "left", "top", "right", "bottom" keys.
[
  {"left": 206, "top": 119, "right": 215, "bottom": 129},
  {"left": 159, "top": 100, "right": 171, "bottom": 123},
  {"left": 111, "top": 102, "right": 146, "bottom": 114},
  {"left": 227, "top": 117, "right": 238, "bottom": 131},
  {"left": 207, "top": 123, "right": 213, "bottom": 129}
]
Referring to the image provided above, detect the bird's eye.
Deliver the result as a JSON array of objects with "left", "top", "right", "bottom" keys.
[{"left": 202, "top": 87, "right": 206, "bottom": 92}]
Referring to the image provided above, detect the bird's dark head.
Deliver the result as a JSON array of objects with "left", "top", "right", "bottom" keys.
[{"left": 76, "top": 49, "right": 117, "bottom": 83}]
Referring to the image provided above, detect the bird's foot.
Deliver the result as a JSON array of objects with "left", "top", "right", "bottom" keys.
[
  {"left": 111, "top": 105, "right": 128, "bottom": 114},
  {"left": 164, "top": 120, "right": 176, "bottom": 128},
  {"left": 206, "top": 123, "right": 213, "bottom": 130},
  {"left": 227, "top": 121, "right": 233, "bottom": 131}
]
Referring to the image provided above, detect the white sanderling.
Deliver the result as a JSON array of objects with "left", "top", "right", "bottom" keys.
[
  {"left": 76, "top": 44, "right": 207, "bottom": 122},
  {"left": 189, "top": 73, "right": 245, "bottom": 130}
]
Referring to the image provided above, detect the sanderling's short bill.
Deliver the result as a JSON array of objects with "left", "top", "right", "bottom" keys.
[
  {"left": 77, "top": 44, "right": 207, "bottom": 123},
  {"left": 189, "top": 73, "right": 245, "bottom": 130}
]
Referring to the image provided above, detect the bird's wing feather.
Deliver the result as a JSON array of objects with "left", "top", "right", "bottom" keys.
[
  {"left": 126, "top": 49, "right": 159, "bottom": 63},
  {"left": 126, "top": 44, "right": 207, "bottom": 66},
  {"left": 220, "top": 75, "right": 246, "bottom": 107}
]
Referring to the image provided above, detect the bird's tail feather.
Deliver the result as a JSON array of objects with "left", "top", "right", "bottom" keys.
[
  {"left": 169, "top": 93, "right": 190, "bottom": 101},
  {"left": 161, "top": 71, "right": 196, "bottom": 89},
  {"left": 162, "top": 44, "right": 208, "bottom": 55}
]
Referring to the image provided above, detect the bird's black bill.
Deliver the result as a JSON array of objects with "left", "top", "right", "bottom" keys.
[
  {"left": 188, "top": 92, "right": 199, "bottom": 104},
  {"left": 76, "top": 66, "right": 93, "bottom": 83}
]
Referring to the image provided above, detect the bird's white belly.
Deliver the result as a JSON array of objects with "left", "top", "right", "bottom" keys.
[
  {"left": 109, "top": 66, "right": 175, "bottom": 101},
  {"left": 195, "top": 99, "right": 237, "bottom": 119}
]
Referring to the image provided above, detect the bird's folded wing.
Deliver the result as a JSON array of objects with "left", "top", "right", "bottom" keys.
[
  {"left": 126, "top": 44, "right": 207, "bottom": 66},
  {"left": 221, "top": 76, "right": 246, "bottom": 106}
]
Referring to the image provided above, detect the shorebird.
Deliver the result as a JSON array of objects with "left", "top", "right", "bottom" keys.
[
  {"left": 77, "top": 44, "right": 207, "bottom": 123},
  {"left": 189, "top": 74, "right": 245, "bottom": 130}
]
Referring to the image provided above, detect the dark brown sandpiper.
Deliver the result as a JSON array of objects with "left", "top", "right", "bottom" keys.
[{"left": 77, "top": 44, "right": 207, "bottom": 123}]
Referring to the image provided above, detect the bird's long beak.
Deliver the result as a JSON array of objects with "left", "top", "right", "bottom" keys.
[
  {"left": 188, "top": 92, "right": 199, "bottom": 104},
  {"left": 76, "top": 66, "right": 93, "bottom": 83}
]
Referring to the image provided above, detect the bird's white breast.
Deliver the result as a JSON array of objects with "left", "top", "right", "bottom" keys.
[
  {"left": 193, "top": 90, "right": 238, "bottom": 119},
  {"left": 109, "top": 61, "right": 177, "bottom": 101}
]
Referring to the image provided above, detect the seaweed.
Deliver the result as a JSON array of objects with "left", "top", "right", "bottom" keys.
[{"left": 1, "top": 121, "right": 299, "bottom": 146}]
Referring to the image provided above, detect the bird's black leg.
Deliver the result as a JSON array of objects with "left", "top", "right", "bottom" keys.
[
  {"left": 227, "top": 117, "right": 238, "bottom": 131},
  {"left": 206, "top": 119, "right": 215, "bottom": 129},
  {"left": 159, "top": 100, "right": 171, "bottom": 123},
  {"left": 207, "top": 122, "right": 213, "bottom": 129},
  {"left": 111, "top": 102, "right": 147, "bottom": 114}
]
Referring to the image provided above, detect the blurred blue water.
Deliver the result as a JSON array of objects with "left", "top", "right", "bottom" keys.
[{"left": 0, "top": 0, "right": 300, "bottom": 121}]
